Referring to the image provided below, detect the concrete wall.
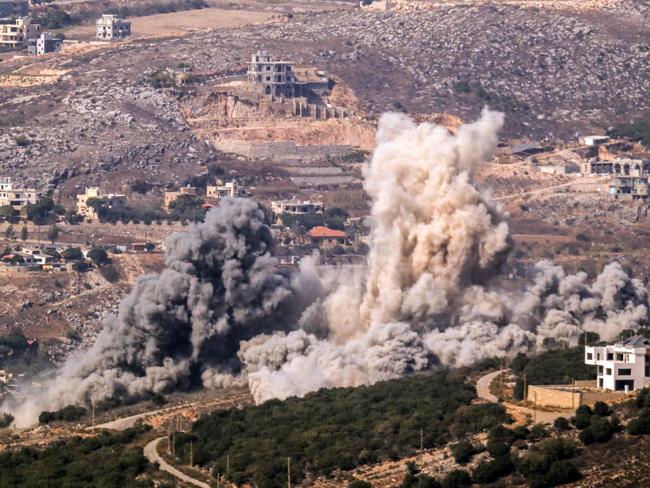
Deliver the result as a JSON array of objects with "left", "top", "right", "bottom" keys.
[{"left": 528, "top": 384, "right": 628, "bottom": 409}]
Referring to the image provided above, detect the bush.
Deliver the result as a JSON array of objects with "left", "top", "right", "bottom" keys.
[
  {"left": 0, "top": 412, "right": 14, "bottom": 428},
  {"left": 553, "top": 416, "right": 570, "bottom": 431},
  {"left": 579, "top": 416, "right": 616, "bottom": 444},
  {"left": 635, "top": 388, "right": 650, "bottom": 409},
  {"left": 592, "top": 401, "right": 611, "bottom": 416},
  {"left": 545, "top": 460, "right": 581, "bottom": 486},
  {"left": 99, "top": 264, "right": 120, "bottom": 283},
  {"left": 39, "top": 405, "right": 87, "bottom": 424},
  {"left": 527, "top": 423, "right": 548, "bottom": 441},
  {"left": 450, "top": 441, "right": 476, "bottom": 464},
  {"left": 488, "top": 425, "right": 518, "bottom": 446},
  {"left": 14, "top": 135, "right": 30, "bottom": 146},
  {"left": 627, "top": 412, "right": 650, "bottom": 435},
  {"left": 441, "top": 470, "right": 471, "bottom": 488},
  {"left": 486, "top": 440, "right": 510, "bottom": 458},
  {"left": 349, "top": 480, "right": 373, "bottom": 488},
  {"left": 88, "top": 248, "right": 110, "bottom": 266},
  {"left": 472, "top": 455, "right": 513, "bottom": 484}
]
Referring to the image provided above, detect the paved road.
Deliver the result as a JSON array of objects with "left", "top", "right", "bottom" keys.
[
  {"left": 476, "top": 369, "right": 505, "bottom": 402},
  {"left": 93, "top": 403, "right": 194, "bottom": 431},
  {"left": 144, "top": 437, "right": 210, "bottom": 488}
]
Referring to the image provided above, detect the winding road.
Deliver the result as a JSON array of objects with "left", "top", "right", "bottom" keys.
[{"left": 144, "top": 436, "right": 210, "bottom": 488}]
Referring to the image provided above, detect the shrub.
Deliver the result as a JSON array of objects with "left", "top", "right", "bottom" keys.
[
  {"left": 579, "top": 416, "right": 616, "bottom": 444},
  {"left": 39, "top": 405, "right": 87, "bottom": 424},
  {"left": 554, "top": 416, "right": 570, "bottom": 431},
  {"left": 441, "top": 470, "right": 471, "bottom": 488},
  {"left": 486, "top": 440, "right": 510, "bottom": 458},
  {"left": 627, "top": 412, "right": 650, "bottom": 435},
  {"left": 592, "top": 401, "right": 611, "bottom": 416},
  {"left": 472, "top": 455, "right": 514, "bottom": 484},
  {"left": 450, "top": 441, "right": 476, "bottom": 464},
  {"left": 14, "top": 135, "right": 30, "bottom": 146},
  {"left": 99, "top": 264, "right": 120, "bottom": 283},
  {"left": 635, "top": 388, "right": 650, "bottom": 409},
  {"left": 527, "top": 423, "right": 548, "bottom": 441},
  {"left": 0, "top": 413, "right": 14, "bottom": 428},
  {"left": 545, "top": 460, "right": 581, "bottom": 486},
  {"left": 87, "top": 248, "right": 110, "bottom": 266},
  {"left": 488, "top": 425, "right": 518, "bottom": 446}
]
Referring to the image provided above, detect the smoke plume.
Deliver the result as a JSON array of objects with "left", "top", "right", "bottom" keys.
[{"left": 5, "top": 109, "right": 648, "bottom": 425}]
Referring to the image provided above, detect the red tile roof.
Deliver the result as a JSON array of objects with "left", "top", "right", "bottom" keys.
[{"left": 307, "top": 226, "right": 346, "bottom": 238}]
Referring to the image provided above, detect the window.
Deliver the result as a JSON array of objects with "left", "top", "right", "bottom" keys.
[
  {"left": 598, "top": 366, "right": 603, "bottom": 374},
  {"left": 607, "top": 353, "right": 614, "bottom": 360},
  {"left": 598, "top": 378, "right": 603, "bottom": 388},
  {"left": 618, "top": 368, "right": 632, "bottom": 376},
  {"left": 606, "top": 368, "right": 612, "bottom": 375},
  {"left": 587, "top": 353, "right": 593, "bottom": 360},
  {"left": 597, "top": 353, "right": 601, "bottom": 360},
  {"left": 616, "top": 353, "right": 624, "bottom": 361},
  {"left": 646, "top": 366, "right": 650, "bottom": 377}
]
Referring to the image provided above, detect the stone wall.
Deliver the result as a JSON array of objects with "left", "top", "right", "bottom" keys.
[{"left": 528, "top": 384, "right": 629, "bottom": 409}]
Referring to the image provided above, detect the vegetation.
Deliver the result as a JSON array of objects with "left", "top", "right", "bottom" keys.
[
  {"left": 47, "top": 224, "right": 60, "bottom": 244},
  {"left": 0, "top": 331, "right": 51, "bottom": 374},
  {"left": 401, "top": 462, "right": 441, "bottom": 488},
  {"left": 609, "top": 117, "right": 650, "bottom": 146},
  {"left": 0, "top": 427, "right": 152, "bottom": 487},
  {"left": 450, "top": 441, "right": 479, "bottom": 464},
  {"left": 24, "top": 197, "right": 65, "bottom": 225},
  {"left": 14, "top": 135, "right": 30, "bottom": 146},
  {"left": 518, "top": 438, "right": 581, "bottom": 487},
  {"left": 88, "top": 247, "right": 110, "bottom": 266},
  {"left": 38, "top": 405, "right": 87, "bottom": 424},
  {"left": 0, "top": 412, "right": 14, "bottom": 428},
  {"left": 512, "top": 347, "right": 595, "bottom": 400},
  {"left": 184, "top": 372, "right": 509, "bottom": 487},
  {"left": 62, "top": 247, "right": 84, "bottom": 260}
]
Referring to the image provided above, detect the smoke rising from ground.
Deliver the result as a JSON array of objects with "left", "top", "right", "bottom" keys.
[{"left": 5, "top": 110, "right": 649, "bottom": 425}]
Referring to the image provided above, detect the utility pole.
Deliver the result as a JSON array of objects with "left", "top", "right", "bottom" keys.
[
  {"left": 523, "top": 373, "right": 528, "bottom": 401},
  {"left": 189, "top": 441, "right": 193, "bottom": 467},
  {"left": 287, "top": 457, "right": 291, "bottom": 488},
  {"left": 226, "top": 454, "right": 230, "bottom": 476},
  {"left": 91, "top": 402, "right": 95, "bottom": 431},
  {"left": 167, "top": 420, "right": 171, "bottom": 455},
  {"left": 217, "top": 473, "right": 221, "bottom": 488},
  {"left": 533, "top": 392, "right": 537, "bottom": 424},
  {"left": 419, "top": 428, "right": 423, "bottom": 452}
]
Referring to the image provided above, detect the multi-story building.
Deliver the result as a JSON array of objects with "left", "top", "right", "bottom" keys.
[
  {"left": 0, "top": 17, "right": 40, "bottom": 49},
  {"left": 0, "top": 0, "right": 28, "bottom": 18},
  {"left": 585, "top": 335, "right": 650, "bottom": 392},
  {"left": 206, "top": 180, "right": 239, "bottom": 200},
  {"left": 27, "top": 31, "right": 63, "bottom": 56},
  {"left": 247, "top": 51, "right": 296, "bottom": 98},
  {"left": 608, "top": 175, "right": 649, "bottom": 200},
  {"left": 76, "top": 187, "right": 127, "bottom": 220},
  {"left": 96, "top": 14, "right": 131, "bottom": 41},
  {"left": 0, "top": 177, "right": 37, "bottom": 210},
  {"left": 164, "top": 186, "right": 198, "bottom": 210},
  {"left": 271, "top": 199, "right": 324, "bottom": 216}
]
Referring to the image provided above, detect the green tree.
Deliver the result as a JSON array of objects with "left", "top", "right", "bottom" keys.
[
  {"left": 88, "top": 248, "right": 109, "bottom": 266},
  {"left": 0, "top": 205, "right": 16, "bottom": 220},
  {"left": 20, "top": 225, "right": 28, "bottom": 241},
  {"left": 47, "top": 224, "right": 60, "bottom": 244},
  {"left": 61, "top": 247, "right": 83, "bottom": 260},
  {"left": 4, "top": 224, "right": 15, "bottom": 240}
]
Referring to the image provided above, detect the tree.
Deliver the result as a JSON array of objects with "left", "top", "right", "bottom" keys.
[
  {"left": 4, "top": 224, "right": 15, "bottom": 240},
  {"left": 47, "top": 224, "right": 60, "bottom": 245},
  {"left": 553, "top": 417, "right": 570, "bottom": 431},
  {"left": 0, "top": 205, "right": 16, "bottom": 220},
  {"left": 20, "top": 225, "right": 28, "bottom": 241},
  {"left": 61, "top": 247, "right": 83, "bottom": 260},
  {"left": 450, "top": 442, "right": 477, "bottom": 464},
  {"left": 88, "top": 248, "right": 109, "bottom": 266}
]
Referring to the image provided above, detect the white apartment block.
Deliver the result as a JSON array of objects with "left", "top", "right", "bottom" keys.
[
  {"left": 0, "top": 177, "right": 37, "bottom": 210},
  {"left": 96, "top": 14, "right": 131, "bottom": 41},
  {"left": 585, "top": 335, "right": 650, "bottom": 392},
  {"left": 206, "top": 180, "right": 239, "bottom": 200}
]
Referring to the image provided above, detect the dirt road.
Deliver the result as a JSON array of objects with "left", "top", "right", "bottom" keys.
[
  {"left": 144, "top": 436, "right": 211, "bottom": 488},
  {"left": 476, "top": 369, "right": 504, "bottom": 402}
]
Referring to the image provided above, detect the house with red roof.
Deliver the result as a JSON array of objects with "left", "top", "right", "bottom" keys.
[{"left": 307, "top": 226, "right": 347, "bottom": 247}]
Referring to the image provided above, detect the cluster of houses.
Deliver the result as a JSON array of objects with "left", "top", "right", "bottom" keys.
[
  {"left": 0, "top": 0, "right": 130, "bottom": 57},
  {"left": 164, "top": 179, "right": 242, "bottom": 210},
  {"left": 0, "top": 245, "right": 82, "bottom": 271}
]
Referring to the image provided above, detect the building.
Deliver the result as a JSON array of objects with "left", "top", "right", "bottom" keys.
[
  {"left": 0, "top": 17, "right": 40, "bottom": 49},
  {"left": 246, "top": 51, "right": 330, "bottom": 101},
  {"left": 608, "top": 175, "right": 649, "bottom": 200},
  {"left": 585, "top": 335, "right": 650, "bottom": 391},
  {"left": 96, "top": 14, "right": 131, "bottom": 41},
  {"left": 76, "top": 187, "right": 127, "bottom": 221},
  {"left": 247, "top": 51, "right": 296, "bottom": 98},
  {"left": 581, "top": 158, "right": 650, "bottom": 176},
  {"left": 580, "top": 135, "right": 610, "bottom": 147},
  {"left": 206, "top": 180, "right": 239, "bottom": 200},
  {"left": 271, "top": 199, "right": 324, "bottom": 216},
  {"left": 27, "top": 31, "right": 62, "bottom": 56},
  {"left": 0, "top": 177, "right": 37, "bottom": 210},
  {"left": 164, "top": 185, "right": 198, "bottom": 210},
  {"left": 307, "top": 226, "right": 346, "bottom": 247},
  {"left": 0, "top": 0, "right": 28, "bottom": 18}
]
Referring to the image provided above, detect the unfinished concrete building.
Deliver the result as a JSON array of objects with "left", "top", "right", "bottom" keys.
[
  {"left": 581, "top": 158, "right": 650, "bottom": 176},
  {"left": 0, "top": 177, "right": 37, "bottom": 210},
  {"left": 28, "top": 32, "right": 63, "bottom": 56},
  {"left": 96, "top": 14, "right": 131, "bottom": 41}
]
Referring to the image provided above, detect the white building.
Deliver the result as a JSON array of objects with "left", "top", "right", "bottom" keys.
[
  {"left": 96, "top": 14, "right": 131, "bottom": 41},
  {"left": 0, "top": 177, "right": 37, "bottom": 210},
  {"left": 28, "top": 31, "right": 63, "bottom": 56},
  {"left": 206, "top": 180, "right": 240, "bottom": 200},
  {"left": 580, "top": 135, "right": 610, "bottom": 146},
  {"left": 271, "top": 198, "right": 324, "bottom": 215},
  {"left": 585, "top": 335, "right": 650, "bottom": 392}
]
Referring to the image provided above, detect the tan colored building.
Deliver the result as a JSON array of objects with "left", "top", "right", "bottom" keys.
[
  {"left": 76, "top": 187, "right": 127, "bottom": 221},
  {"left": 206, "top": 180, "right": 239, "bottom": 200},
  {"left": 96, "top": 14, "right": 131, "bottom": 41},
  {"left": 0, "top": 17, "right": 40, "bottom": 49},
  {"left": 307, "top": 226, "right": 346, "bottom": 247},
  {"left": 164, "top": 186, "right": 199, "bottom": 210}
]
